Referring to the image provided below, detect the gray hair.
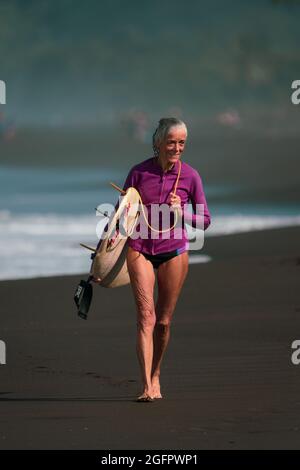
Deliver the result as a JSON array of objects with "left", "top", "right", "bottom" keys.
[{"left": 152, "top": 118, "right": 188, "bottom": 157}]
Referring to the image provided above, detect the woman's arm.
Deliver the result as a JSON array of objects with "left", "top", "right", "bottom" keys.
[{"left": 183, "top": 170, "right": 211, "bottom": 230}]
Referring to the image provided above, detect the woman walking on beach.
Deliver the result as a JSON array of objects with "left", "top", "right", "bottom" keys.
[{"left": 123, "top": 118, "right": 211, "bottom": 402}]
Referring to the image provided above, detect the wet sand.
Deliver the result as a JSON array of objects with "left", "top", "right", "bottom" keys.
[{"left": 0, "top": 226, "right": 300, "bottom": 449}]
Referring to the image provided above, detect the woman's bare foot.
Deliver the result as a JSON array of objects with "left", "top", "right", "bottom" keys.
[
  {"left": 136, "top": 394, "right": 154, "bottom": 402},
  {"left": 151, "top": 375, "right": 163, "bottom": 399},
  {"left": 136, "top": 388, "right": 154, "bottom": 402}
]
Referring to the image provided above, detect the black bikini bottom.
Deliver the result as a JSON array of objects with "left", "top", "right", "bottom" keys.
[{"left": 141, "top": 248, "right": 186, "bottom": 270}]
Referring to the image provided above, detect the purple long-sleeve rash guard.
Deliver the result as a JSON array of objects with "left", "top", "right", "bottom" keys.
[{"left": 122, "top": 156, "right": 211, "bottom": 255}]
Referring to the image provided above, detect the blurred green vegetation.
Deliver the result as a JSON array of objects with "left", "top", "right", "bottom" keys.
[{"left": 0, "top": 0, "right": 300, "bottom": 126}]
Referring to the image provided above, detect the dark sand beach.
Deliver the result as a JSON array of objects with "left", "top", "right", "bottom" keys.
[{"left": 0, "top": 226, "right": 300, "bottom": 449}]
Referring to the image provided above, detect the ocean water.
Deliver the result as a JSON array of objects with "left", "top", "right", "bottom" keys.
[{"left": 1, "top": 165, "right": 300, "bottom": 281}]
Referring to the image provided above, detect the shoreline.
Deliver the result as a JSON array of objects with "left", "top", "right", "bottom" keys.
[{"left": 1, "top": 225, "right": 300, "bottom": 283}]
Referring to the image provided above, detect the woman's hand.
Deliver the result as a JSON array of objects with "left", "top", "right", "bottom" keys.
[{"left": 169, "top": 192, "right": 183, "bottom": 216}]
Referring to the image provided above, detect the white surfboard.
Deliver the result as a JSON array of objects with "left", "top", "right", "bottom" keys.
[{"left": 82, "top": 186, "right": 140, "bottom": 288}]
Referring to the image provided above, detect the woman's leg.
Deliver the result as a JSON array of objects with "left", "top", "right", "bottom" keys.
[
  {"left": 152, "top": 252, "right": 189, "bottom": 398},
  {"left": 126, "top": 247, "right": 156, "bottom": 399}
]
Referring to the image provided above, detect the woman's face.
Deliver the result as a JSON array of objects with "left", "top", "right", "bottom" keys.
[{"left": 158, "top": 126, "right": 187, "bottom": 166}]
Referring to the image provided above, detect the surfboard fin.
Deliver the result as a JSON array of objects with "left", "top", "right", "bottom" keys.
[
  {"left": 109, "top": 182, "right": 126, "bottom": 195},
  {"left": 80, "top": 243, "right": 96, "bottom": 252}
]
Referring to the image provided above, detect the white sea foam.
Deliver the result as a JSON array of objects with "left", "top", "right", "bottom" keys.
[
  {"left": 0, "top": 211, "right": 300, "bottom": 281},
  {"left": 191, "top": 213, "right": 300, "bottom": 237}
]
